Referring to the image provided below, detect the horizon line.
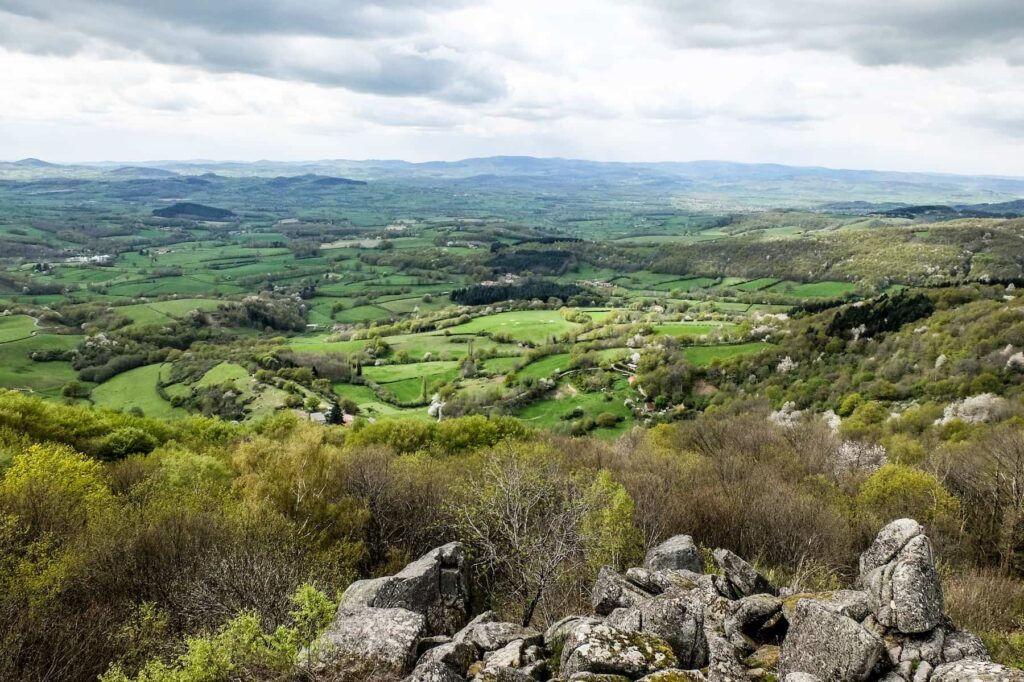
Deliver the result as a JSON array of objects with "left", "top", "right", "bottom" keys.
[{"left": 4, "top": 155, "right": 1024, "bottom": 181}]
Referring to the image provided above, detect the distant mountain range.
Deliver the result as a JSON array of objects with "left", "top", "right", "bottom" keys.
[{"left": 1, "top": 156, "right": 1023, "bottom": 207}]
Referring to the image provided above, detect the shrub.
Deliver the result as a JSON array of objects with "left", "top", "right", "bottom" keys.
[
  {"left": 856, "top": 464, "right": 960, "bottom": 525},
  {"left": 98, "top": 427, "right": 160, "bottom": 459}
]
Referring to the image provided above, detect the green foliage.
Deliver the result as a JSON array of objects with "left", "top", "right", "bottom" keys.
[
  {"left": 839, "top": 401, "right": 890, "bottom": 440},
  {"left": 0, "top": 442, "right": 114, "bottom": 539},
  {"left": 582, "top": 470, "right": 643, "bottom": 572},
  {"left": 856, "top": 464, "right": 960, "bottom": 525},
  {"left": 837, "top": 393, "right": 863, "bottom": 417},
  {"left": 100, "top": 610, "right": 295, "bottom": 682},
  {"left": 100, "top": 426, "right": 161, "bottom": 459},
  {"left": 347, "top": 414, "right": 528, "bottom": 455}
]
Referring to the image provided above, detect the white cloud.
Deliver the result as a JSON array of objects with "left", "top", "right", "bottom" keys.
[{"left": 0, "top": 0, "right": 1022, "bottom": 174}]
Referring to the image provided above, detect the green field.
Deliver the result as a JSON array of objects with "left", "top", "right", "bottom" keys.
[
  {"left": 117, "top": 298, "right": 224, "bottom": 327},
  {"left": 515, "top": 353, "right": 572, "bottom": 380},
  {"left": 653, "top": 322, "right": 737, "bottom": 337},
  {"left": 196, "top": 362, "right": 250, "bottom": 389},
  {"left": 441, "top": 310, "right": 581, "bottom": 344},
  {"left": 0, "top": 334, "right": 80, "bottom": 397},
  {"left": 735, "top": 278, "right": 779, "bottom": 292},
  {"left": 515, "top": 377, "right": 633, "bottom": 436},
  {"left": 90, "top": 363, "right": 186, "bottom": 419},
  {"left": 0, "top": 315, "right": 36, "bottom": 343},
  {"left": 363, "top": 361, "right": 459, "bottom": 383}
]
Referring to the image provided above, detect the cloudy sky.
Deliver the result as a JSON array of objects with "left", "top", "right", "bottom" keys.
[{"left": 1, "top": 0, "right": 1023, "bottom": 173}]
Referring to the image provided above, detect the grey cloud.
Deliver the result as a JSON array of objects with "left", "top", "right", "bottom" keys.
[
  {"left": 0, "top": 1, "right": 505, "bottom": 103},
  {"left": 642, "top": 0, "right": 1024, "bottom": 67},
  {"left": 0, "top": 0, "right": 458, "bottom": 39},
  {"left": 963, "top": 109, "right": 1024, "bottom": 138}
]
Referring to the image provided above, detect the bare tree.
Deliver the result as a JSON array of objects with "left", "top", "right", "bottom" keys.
[
  {"left": 452, "top": 446, "right": 592, "bottom": 626},
  {"left": 940, "top": 426, "right": 1024, "bottom": 571}
]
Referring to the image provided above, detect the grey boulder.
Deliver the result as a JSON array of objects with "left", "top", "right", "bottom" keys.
[
  {"left": 931, "top": 659, "right": 1024, "bottom": 681},
  {"left": 780, "top": 599, "right": 884, "bottom": 682},
  {"left": 724, "top": 594, "right": 786, "bottom": 651},
  {"left": 942, "top": 629, "right": 990, "bottom": 663},
  {"left": 308, "top": 606, "right": 426, "bottom": 677},
  {"left": 471, "top": 668, "right": 534, "bottom": 682},
  {"left": 781, "top": 590, "right": 870, "bottom": 623},
  {"left": 864, "top": 532, "right": 944, "bottom": 634},
  {"left": 639, "top": 671, "right": 708, "bottom": 681},
  {"left": 455, "top": 620, "right": 541, "bottom": 653},
  {"left": 405, "top": 659, "right": 466, "bottom": 682},
  {"left": 560, "top": 620, "right": 678, "bottom": 678},
  {"left": 645, "top": 535, "right": 704, "bottom": 574},
  {"left": 860, "top": 518, "right": 925, "bottom": 576},
  {"left": 417, "top": 641, "right": 478, "bottom": 676},
  {"left": 712, "top": 548, "right": 777, "bottom": 598},
  {"left": 625, "top": 567, "right": 707, "bottom": 596},
  {"left": 592, "top": 565, "right": 654, "bottom": 616},
  {"left": 606, "top": 592, "right": 707, "bottom": 668},
  {"left": 372, "top": 542, "right": 471, "bottom": 636}
]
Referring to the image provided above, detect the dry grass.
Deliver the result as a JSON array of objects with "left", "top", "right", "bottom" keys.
[{"left": 944, "top": 569, "right": 1024, "bottom": 668}]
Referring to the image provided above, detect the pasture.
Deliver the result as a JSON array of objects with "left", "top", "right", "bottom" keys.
[
  {"left": 440, "top": 310, "right": 582, "bottom": 344},
  {"left": 90, "top": 363, "right": 185, "bottom": 419},
  {"left": 0, "top": 314, "right": 36, "bottom": 343}
]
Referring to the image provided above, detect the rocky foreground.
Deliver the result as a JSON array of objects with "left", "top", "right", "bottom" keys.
[{"left": 304, "top": 519, "right": 1021, "bottom": 682}]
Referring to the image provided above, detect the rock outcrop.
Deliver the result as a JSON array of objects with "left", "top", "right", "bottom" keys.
[
  {"left": 644, "top": 534, "right": 703, "bottom": 574},
  {"left": 307, "top": 521, "right": 1016, "bottom": 682},
  {"left": 340, "top": 541, "right": 471, "bottom": 636}
]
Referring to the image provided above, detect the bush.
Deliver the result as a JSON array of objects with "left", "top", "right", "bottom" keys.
[
  {"left": 856, "top": 464, "right": 960, "bottom": 525},
  {"left": 98, "top": 427, "right": 160, "bottom": 459}
]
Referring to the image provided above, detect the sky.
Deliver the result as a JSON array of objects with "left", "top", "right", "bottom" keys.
[{"left": 1, "top": 0, "right": 1023, "bottom": 174}]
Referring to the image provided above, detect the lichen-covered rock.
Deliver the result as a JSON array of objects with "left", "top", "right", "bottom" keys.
[
  {"left": 457, "top": 620, "right": 541, "bottom": 653},
  {"left": 724, "top": 594, "right": 786, "bottom": 652},
  {"left": 481, "top": 638, "right": 533, "bottom": 670},
  {"left": 931, "top": 659, "right": 1024, "bottom": 681},
  {"left": 712, "top": 548, "right": 776, "bottom": 598},
  {"left": 405, "top": 659, "right": 467, "bottom": 682},
  {"left": 625, "top": 567, "right": 704, "bottom": 595},
  {"left": 339, "top": 575, "right": 398, "bottom": 609},
  {"left": 592, "top": 565, "right": 654, "bottom": 616},
  {"left": 560, "top": 620, "right": 677, "bottom": 678},
  {"left": 702, "top": 627, "right": 747, "bottom": 682},
  {"left": 606, "top": 592, "right": 707, "bottom": 668},
  {"left": 864, "top": 533, "right": 943, "bottom": 634},
  {"left": 471, "top": 668, "right": 534, "bottom": 682},
  {"left": 888, "top": 623, "right": 948, "bottom": 667},
  {"left": 941, "top": 629, "right": 989, "bottom": 663},
  {"left": 638, "top": 670, "right": 708, "bottom": 681},
  {"left": 779, "top": 599, "right": 884, "bottom": 681},
  {"left": 860, "top": 519, "right": 924, "bottom": 576},
  {"left": 783, "top": 674, "right": 821, "bottom": 682},
  {"left": 417, "top": 641, "right": 478, "bottom": 676},
  {"left": 567, "top": 673, "right": 632, "bottom": 682},
  {"left": 545, "top": 615, "right": 602, "bottom": 652},
  {"left": 645, "top": 535, "right": 703, "bottom": 574},
  {"left": 781, "top": 590, "right": 870, "bottom": 623},
  {"left": 308, "top": 606, "right": 426, "bottom": 677},
  {"left": 372, "top": 542, "right": 471, "bottom": 636}
]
